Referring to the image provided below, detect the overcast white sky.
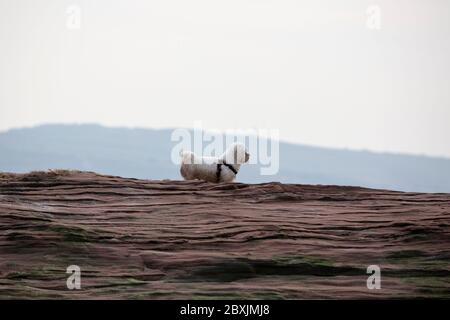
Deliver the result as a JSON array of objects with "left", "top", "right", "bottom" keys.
[{"left": 1, "top": 0, "right": 449, "bottom": 157}]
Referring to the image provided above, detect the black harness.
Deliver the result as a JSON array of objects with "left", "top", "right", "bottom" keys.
[{"left": 216, "top": 162, "right": 238, "bottom": 182}]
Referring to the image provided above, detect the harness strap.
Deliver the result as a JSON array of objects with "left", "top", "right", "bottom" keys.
[
  {"left": 216, "top": 162, "right": 238, "bottom": 182},
  {"left": 216, "top": 164, "right": 222, "bottom": 182},
  {"left": 223, "top": 162, "right": 238, "bottom": 175}
]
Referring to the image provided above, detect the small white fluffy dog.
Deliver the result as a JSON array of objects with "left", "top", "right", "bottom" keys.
[{"left": 180, "top": 143, "right": 250, "bottom": 183}]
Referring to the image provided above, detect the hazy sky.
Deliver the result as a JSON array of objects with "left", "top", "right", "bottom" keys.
[{"left": 1, "top": 0, "right": 449, "bottom": 157}]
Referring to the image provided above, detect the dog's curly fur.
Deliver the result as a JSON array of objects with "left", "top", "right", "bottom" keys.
[{"left": 180, "top": 143, "right": 250, "bottom": 183}]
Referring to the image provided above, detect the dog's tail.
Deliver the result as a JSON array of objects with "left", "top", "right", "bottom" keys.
[{"left": 180, "top": 150, "right": 195, "bottom": 164}]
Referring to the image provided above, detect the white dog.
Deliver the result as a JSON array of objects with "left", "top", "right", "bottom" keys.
[{"left": 180, "top": 143, "right": 250, "bottom": 183}]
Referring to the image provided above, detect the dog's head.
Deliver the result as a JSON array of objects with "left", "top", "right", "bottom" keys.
[{"left": 223, "top": 143, "right": 250, "bottom": 165}]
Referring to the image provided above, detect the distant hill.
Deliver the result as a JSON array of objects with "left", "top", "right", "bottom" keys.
[{"left": 0, "top": 124, "right": 449, "bottom": 192}]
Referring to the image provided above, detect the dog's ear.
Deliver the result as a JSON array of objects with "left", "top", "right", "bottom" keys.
[
  {"left": 223, "top": 143, "right": 249, "bottom": 164},
  {"left": 230, "top": 143, "right": 249, "bottom": 164},
  {"left": 233, "top": 145, "right": 239, "bottom": 163}
]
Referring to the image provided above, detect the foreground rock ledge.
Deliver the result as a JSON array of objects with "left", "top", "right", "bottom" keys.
[{"left": 0, "top": 170, "right": 449, "bottom": 299}]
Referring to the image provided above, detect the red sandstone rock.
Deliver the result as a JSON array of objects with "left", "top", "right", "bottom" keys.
[{"left": 0, "top": 171, "right": 449, "bottom": 299}]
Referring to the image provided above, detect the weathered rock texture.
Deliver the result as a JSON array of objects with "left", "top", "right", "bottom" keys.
[{"left": 0, "top": 171, "right": 449, "bottom": 299}]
